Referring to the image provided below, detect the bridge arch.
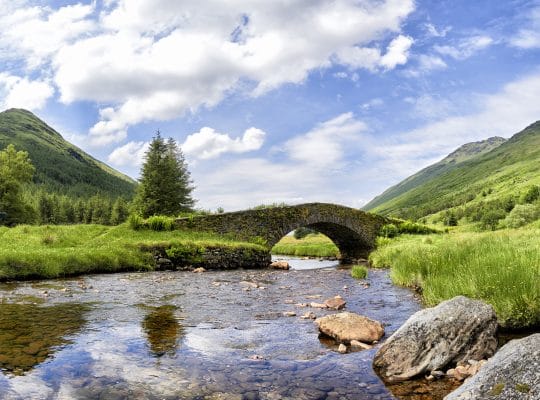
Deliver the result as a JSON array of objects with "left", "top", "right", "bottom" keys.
[{"left": 176, "top": 203, "right": 388, "bottom": 263}]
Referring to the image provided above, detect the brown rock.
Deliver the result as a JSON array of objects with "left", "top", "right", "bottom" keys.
[
  {"left": 300, "top": 312, "right": 317, "bottom": 320},
  {"left": 338, "top": 343, "right": 348, "bottom": 354},
  {"left": 193, "top": 267, "right": 206, "bottom": 273},
  {"left": 324, "top": 295, "right": 346, "bottom": 310},
  {"left": 270, "top": 261, "right": 290, "bottom": 270},
  {"left": 310, "top": 302, "right": 328, "bottom": 309},
  {"left": 316, "top": 312, "right": 384, "bottom": 344},
  {"left": 350, "top": 340, "right": 372, "bottom": 350}
]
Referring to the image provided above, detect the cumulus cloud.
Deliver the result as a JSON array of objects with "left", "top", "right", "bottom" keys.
[
  {"left": 182, "top": 127, "right": 265, "bottom": 160},
  {"left": 107, "top": 141, "right": 149, "bottom": 167},
  {"left": 0, "top": 0, "right": 416, "bottom": 145},
  {"left": 0, "top": 73, "right": 53, "bottom": 110}
]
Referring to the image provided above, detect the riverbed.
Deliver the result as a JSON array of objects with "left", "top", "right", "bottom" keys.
[{"left": 0, "top": 258, "right": 437, "bottom": 399}]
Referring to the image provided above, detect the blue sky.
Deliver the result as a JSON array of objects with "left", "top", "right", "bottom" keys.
[{"left": 1, "top": 0, "right": 540, "bottom": 210}]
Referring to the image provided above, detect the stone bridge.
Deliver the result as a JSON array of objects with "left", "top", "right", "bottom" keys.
[{"left": 176, "top": 203, "right": 388, "bottom": 263}]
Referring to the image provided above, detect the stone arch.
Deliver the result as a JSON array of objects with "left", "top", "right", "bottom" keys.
[{"left": 175, "top": 203, "right": 388, "bottom": 263}]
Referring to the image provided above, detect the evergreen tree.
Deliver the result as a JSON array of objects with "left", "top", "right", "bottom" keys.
[
  {"left": 111, "top": 197, "right": 129, "bottom": 225},
  {"left": 0, "top": 144, "right": 36, "bottom": 225},
  {"left": 134, "top": 132, "right": 195, "bottom": 217}
]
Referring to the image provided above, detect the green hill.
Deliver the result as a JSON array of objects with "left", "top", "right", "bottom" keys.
[
  {"left": 0, "top": 108, "right": 136, "bottom": 198},
  {"left": 364, "top": 121, "right": 540, "bottom": 219}
]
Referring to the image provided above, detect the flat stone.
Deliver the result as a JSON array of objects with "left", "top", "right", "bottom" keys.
[
  {"left": 283, "top": 311, "right": 296, "bottom": 317},
  {"left": 270, "top": 261, "right": 290, "bottom": 270},
  {"left": 324, "top": 295, "right": 346, "bottom": 310},
  {"left": 350, "top": 340, "right": 372, "bottom": 350},
  {"left": 316, "top": 312, "right": 384, "bottom": 344}
]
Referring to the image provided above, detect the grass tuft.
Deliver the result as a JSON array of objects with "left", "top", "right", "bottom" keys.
[{"left": 351, "top": 265, "right": 368, "bottom": 279}]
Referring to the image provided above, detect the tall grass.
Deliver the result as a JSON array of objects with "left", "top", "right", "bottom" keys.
[
  {"left": 0, "top": 224, "right": 265, "bottom": 281},
  {"left": 271, "top": 234, "right": 339, "bottom": 257},
  {"left": 370, "top": 229, "right": 540, "bottom": 328}
]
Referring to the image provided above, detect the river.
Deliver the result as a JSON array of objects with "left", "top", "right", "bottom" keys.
[{"left": 0, "top": 257, "right": 447, "bottom": 400}]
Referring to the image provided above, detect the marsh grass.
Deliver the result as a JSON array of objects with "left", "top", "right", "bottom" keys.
[
  {"left": 271, "top": 234, "right": 339, "bottom": 257},
  {"left": 369, "top": 229, "right": 540, "bottom": 328},
  {"left": 351, "top": 265, "right": 368, "bottom": 279},
  {"left": 0, "top": 224, "right": 265, "bottom": 281}
]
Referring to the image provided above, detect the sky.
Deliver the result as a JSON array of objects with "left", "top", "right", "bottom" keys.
[{"left": 1, "top": 0, "right": 540, "bottom": 211}]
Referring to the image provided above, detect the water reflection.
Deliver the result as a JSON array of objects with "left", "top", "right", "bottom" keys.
[
  {"left": 141, "top": 305, "right": 183, "bottom": 357},
  {"left": 0, "top": 303, "right": 88, "bottom": 375}
]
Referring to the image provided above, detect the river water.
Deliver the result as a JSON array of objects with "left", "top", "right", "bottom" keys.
[{"left": 0, "top": 258, "right": 438, "bottom": 400}]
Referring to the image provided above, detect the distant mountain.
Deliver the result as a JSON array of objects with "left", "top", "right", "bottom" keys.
[
  {"left": 364, "top": 121, "right": 540, "bottom": 219},
  {"left": 0, "top": 108, "right": 136, "bottom": 198}
]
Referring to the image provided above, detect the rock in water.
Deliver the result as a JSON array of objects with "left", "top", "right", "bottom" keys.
[
  {"left": 270, "top": 261, "right": 290, "bottom": 270},
  {"left": 324, "top": 295, "right": 346, "bottom": 310},
  {"left": 445, "top": 333, "right": 540, "bottom": 400},
  {"left": 316, "top": 312, "right": 384, "bottom": 344},
  {"left": 373, "top": 296, "right": 498, "bottom": 382}
]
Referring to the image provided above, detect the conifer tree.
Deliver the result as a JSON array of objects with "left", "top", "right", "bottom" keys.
[{"left": 134, "top": 132, "right": 195, "bottom": 217}]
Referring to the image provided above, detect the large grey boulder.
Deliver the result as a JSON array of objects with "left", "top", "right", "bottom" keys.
[
  {"left": 373, "top": 296, "right": 498, "bottom": 382},
  {"left": 445, "top": 333, "right": 540, "bottom": 400}
]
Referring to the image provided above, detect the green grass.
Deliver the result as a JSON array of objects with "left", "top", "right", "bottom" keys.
[
  {"left": 0, "top": 224, "right": 266, "bottom": 281},
  {"left": 271, "top": 234, "right": 339, "bottom": 257},
  {"left": 351, "top": 265, "right": 368, "bottom": 279},
  {"left": 369, "top": 228, "right": 540, "bottom": 329}
]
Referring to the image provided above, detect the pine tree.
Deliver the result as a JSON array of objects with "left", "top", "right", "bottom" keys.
[
  {"left": 134, "top": 132, "right": 195, "bottom": 217},
  {"left": 111, "top": 197, "right": 129, "bottom": 225}
]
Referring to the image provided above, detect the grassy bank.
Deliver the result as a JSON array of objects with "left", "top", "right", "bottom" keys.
[
  {"left": 271, "top": 234, "right": 339, "bottom": 257},
  {"left": 369, "top": 229, "right": 540, "bottom": 329},
  {"left": 0, "top": 224, "right": 266, "bottom": 281}
]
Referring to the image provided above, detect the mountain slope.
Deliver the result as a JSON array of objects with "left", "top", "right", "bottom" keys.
[
  {"left": 0, "top": 108, "right": 136, "bottom": 198},
  {"left": 364, "top": 121, "right": 540, "bottom": 218}
]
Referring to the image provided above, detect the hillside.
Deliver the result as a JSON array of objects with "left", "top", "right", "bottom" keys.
[
  {"left": 0, "top": 109, "right": 136, "bottom": 198},
  {"left": 364, "top": 121, "right": 540, "bottom": 219}
]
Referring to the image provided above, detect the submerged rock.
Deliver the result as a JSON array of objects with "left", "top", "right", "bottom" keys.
[
  {"left": 316, "top": 312, "right": 384, "bottom": 344},
  {"left": 373, "top": 296, "right": 498, "bottom": 382},
  {"left": 445, "top": 333, "right": 540, "bottom": 400}
]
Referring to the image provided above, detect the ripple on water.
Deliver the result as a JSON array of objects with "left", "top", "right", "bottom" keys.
[{"left": 0, "top": 257, "right": 457, "bottom": 399}]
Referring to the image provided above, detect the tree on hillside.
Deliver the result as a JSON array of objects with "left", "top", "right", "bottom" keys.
[
  {"left": 0, "top": 144, "right": 36, "bottom": 225},
  {"left": 134, "top": 132, "right": 195, "bottom": 217}
]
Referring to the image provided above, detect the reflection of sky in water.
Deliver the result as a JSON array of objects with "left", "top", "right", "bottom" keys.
[{"left": 0, "top": 263, "right": 422, "bottom": 399}]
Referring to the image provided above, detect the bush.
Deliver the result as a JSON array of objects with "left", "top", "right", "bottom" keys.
[
  {"left": 502, "top": 204, "right": 539, "bottom": 228},
  {"left": 351, "top": 265, "right": 368, "bottom": 279},
  {"left": 128, "top": 214, "right": 144, "bottom": 230},
  {"left": 165, "top": 243, "right": 205, "bottom": 265},
  {"left": 293, "top": 227, "right": 316, "bottom": 239},
  {"left": 521, "top": 185, "right": 540, "bottom": 204},
  {"left": 479, "top": 209, "right": 506, "bottom": 231},
  {"left": 147, "top": 215, "right": 175, "bottom": 231},
  {"left": 380, "top": 223, "right": 399, "bottom": 238}
]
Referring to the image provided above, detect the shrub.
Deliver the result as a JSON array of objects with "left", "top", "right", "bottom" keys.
[
  {"left": 293, "top": 227, "right": 316, "bottom": 239},
  {"left": 41, "top": 234, "right": 57, "bottom": 245},
  {"left": 128, "top": 214, "right": 144, "bottom": 230},
  {"left": 147, "top": 215, "right": 175, "bottom": 231},
  {"left": 521, "top": 185, "right": 540, "bottom": 204},
  {"left": 502, "top": 204, "right": 539, "bottom": 228},
  {"left": 165, "top": 244, "right": 205, "bottom": 265},
  {"left": 479, "top": 209, "right": 506, "bottom": 231},
  {"left": 380, "top": 223, "right": 399, "bottom": 238},
  {"left": 351, "top": 265, "right": 368, "bottom": 279}
]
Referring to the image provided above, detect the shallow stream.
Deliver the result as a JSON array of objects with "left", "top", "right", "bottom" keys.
[{"left": 0, "top": 258, "right": 456, "bottom": 399}]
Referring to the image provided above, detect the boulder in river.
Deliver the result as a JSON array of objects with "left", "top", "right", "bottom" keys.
[
  {"left": 373, "top": 296, "right": 498, "bottom": 382},
  {"left": 316, "top": 312, "right": 384, "bottom": 344},
  {"left": 444, "top": 333, "right": 540, "bottom": 400}
]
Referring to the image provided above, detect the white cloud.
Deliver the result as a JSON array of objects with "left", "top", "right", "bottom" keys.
[
  {"left": 107, "top": 141, "right": 149, "bottom": 167},
  {"left": 424, "top": 23, "right": 451, "bottom": 38},
  {"left": 182, "top": 127, "right": 266, "bottom": 160},
  {"left": 42, "top": 0, "right": 413, "bottom": 145},
  {"left": 380, "top": 35, "right": 414, "bottom": 69},
  {"left": 509, "top": 6, "right": 540, "bottom": 49},
  {"left": 434, "top": 35, "right": 493, "bottom": 60},
  {"left": 336, "top": 35, "right": 414, "bottom": 72},
  {"left": 0, "top": 73, "right": 53, "bottom": 111},
  {"left": 284, "top": 112, "right": 367, "bottom": 167},
  {"left": 403, "top": 54, "right": 447, "bottom": 77}
]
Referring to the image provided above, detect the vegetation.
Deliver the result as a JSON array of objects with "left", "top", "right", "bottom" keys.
[
  {"left": 272, "top": 233, "right": 339, "bottom": 257},
  {"left": 351, "top": 265, "right": 368, "bottom": 279},
  {"left": 369, "top": 230, "right": 540, "bottom": 329},
  {"left": 293, "top": 227, "right": 317, "bottom": 239},
  {"left": 0, "top": 224, "right": 265, "bottom": 281},
  {"left": 0, "top": 108, "right": 135, "bottom": 198},
  {"left": 0, "top": 144, "right": 36, "bottom": 225},
  {"left": 133, "top": 132, "right": 195, "bottom": 217},
  {"left": 364, "top": 122, "right": 540, "bottom": 226}
]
